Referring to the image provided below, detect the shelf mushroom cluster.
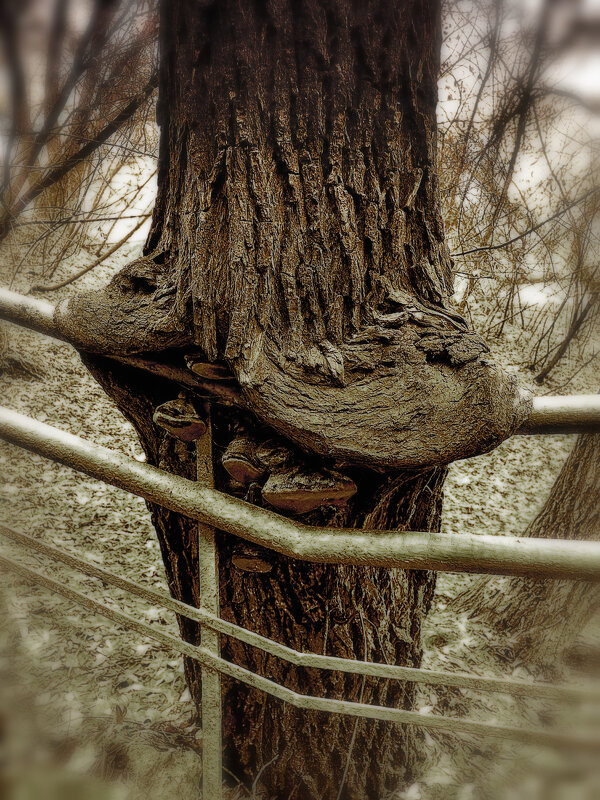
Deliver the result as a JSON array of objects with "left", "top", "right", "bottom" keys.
[{"left": 152, "top": 357, "right": 358, "bottom": 520}]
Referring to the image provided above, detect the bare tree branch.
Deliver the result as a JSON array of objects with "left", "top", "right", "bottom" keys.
[
  {"left": 0, "top": 73, "right": 158, "bottom": 243},
  {"left": 31, "top": 212, "right": 152, "bottom": 293},
  {"left": 452, "top": 187, "right": 599, "bottom": 257}
]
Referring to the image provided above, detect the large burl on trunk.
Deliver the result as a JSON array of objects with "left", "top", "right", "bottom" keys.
[{"left": 55, "top": 1, "right": 529, "bottom": 797}]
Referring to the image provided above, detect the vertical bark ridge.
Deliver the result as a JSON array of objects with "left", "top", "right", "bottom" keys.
[{"left": 150, "top": 0, "right": 453, "bottom": 378}]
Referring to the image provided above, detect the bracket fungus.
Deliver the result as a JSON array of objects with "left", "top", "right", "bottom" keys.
[
  {"left": 153, "top": 395, "right": 207, "bottom": 443},
  {"left": 221, "top": 430, "right": 267, "bottom": 485},
  {"left": 222, "top": 429, "right": 357, "bottom": 515},
  {"left": 232, "top": 541, "right": 273, "bottom": 574},
  {"left": 184, "top": 354, "right": 235, "bottom": 381},
  {"left": 261, "top": 465, "right": 358, "bottom": 515}
]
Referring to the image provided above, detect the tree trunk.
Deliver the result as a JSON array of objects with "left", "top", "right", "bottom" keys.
[
  {"left": 81, "top": 350, "right": 448, "bottom": 800},
  {"left": 453, "top": 434, "right": 600, "bottom": 663},
  {"left": 54, "top": 1, "right": 528, "bottom": 796}
]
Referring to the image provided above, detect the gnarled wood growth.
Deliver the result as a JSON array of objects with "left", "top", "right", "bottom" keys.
[{"left": 54, "top": 1, "right": 529, "bottom": 797}]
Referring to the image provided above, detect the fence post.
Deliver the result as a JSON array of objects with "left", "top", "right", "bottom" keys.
[{"left": 196, "top": 408, "right": 222, "bottom": 800}]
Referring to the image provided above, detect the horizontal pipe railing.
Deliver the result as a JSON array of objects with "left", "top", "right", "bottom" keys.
[
  {"left": 518, "top": 394, "right": 600, "bottom": 435},
  {"left": 2, "top": 552, "right": 599, "bottom": 751},
  {"left": 4, "top": 522, "right": 596, "bottom": 702},
  {"left": 1, "top": 405, "right": 599, "bottom": 580},
  {"left": 1, "top": 286, "right": 599, "bottom": 435},
  {"left": 0, "top": 288, "right": 57, "bottom": 338}
]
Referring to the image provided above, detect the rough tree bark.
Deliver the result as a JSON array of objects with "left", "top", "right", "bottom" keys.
[
  {"left": 53, "top": 1, "right": 528, "bottom": 797},
  {"left": 452, "top": 434, "right": 600, "bottom": 663}
]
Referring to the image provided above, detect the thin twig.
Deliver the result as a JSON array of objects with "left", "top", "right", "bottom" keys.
[
  {"left": 452, "top": 187, "right": 599, "bottom": 257},
  {"left": 31, "top": 212, "right": 152, "bottom": 292}
]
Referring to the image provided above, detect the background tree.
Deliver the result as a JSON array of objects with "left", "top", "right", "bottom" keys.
[
  {"left": 0, "top": 0, "right": 157, "bottom": 290},
  {"left": 451, "top": 433, "right": 599, "bottom": 664},
  {"left": 438, "top": 0, "right": 599, "bottom": 384}
]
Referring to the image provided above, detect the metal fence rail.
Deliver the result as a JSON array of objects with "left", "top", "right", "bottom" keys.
[
  {"left": 2, "top": 551, "right": 599, "bottom": 755},
  {"left": 4, "top": 523, "right": 596, "bottom": 703},
  {"left": 1, "top": 405, "right": 599, "bottom": 581}
]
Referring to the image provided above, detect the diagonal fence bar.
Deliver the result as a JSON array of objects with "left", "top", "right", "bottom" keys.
[
  {"left": 1, "top": 405, "right": 599, "bottom": 580},
  {"left": 4, "top": 522, "right": 598, "bottom": 703},
  {"left": 2, "top": 552, "right": 599, "bottom": 753}
]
